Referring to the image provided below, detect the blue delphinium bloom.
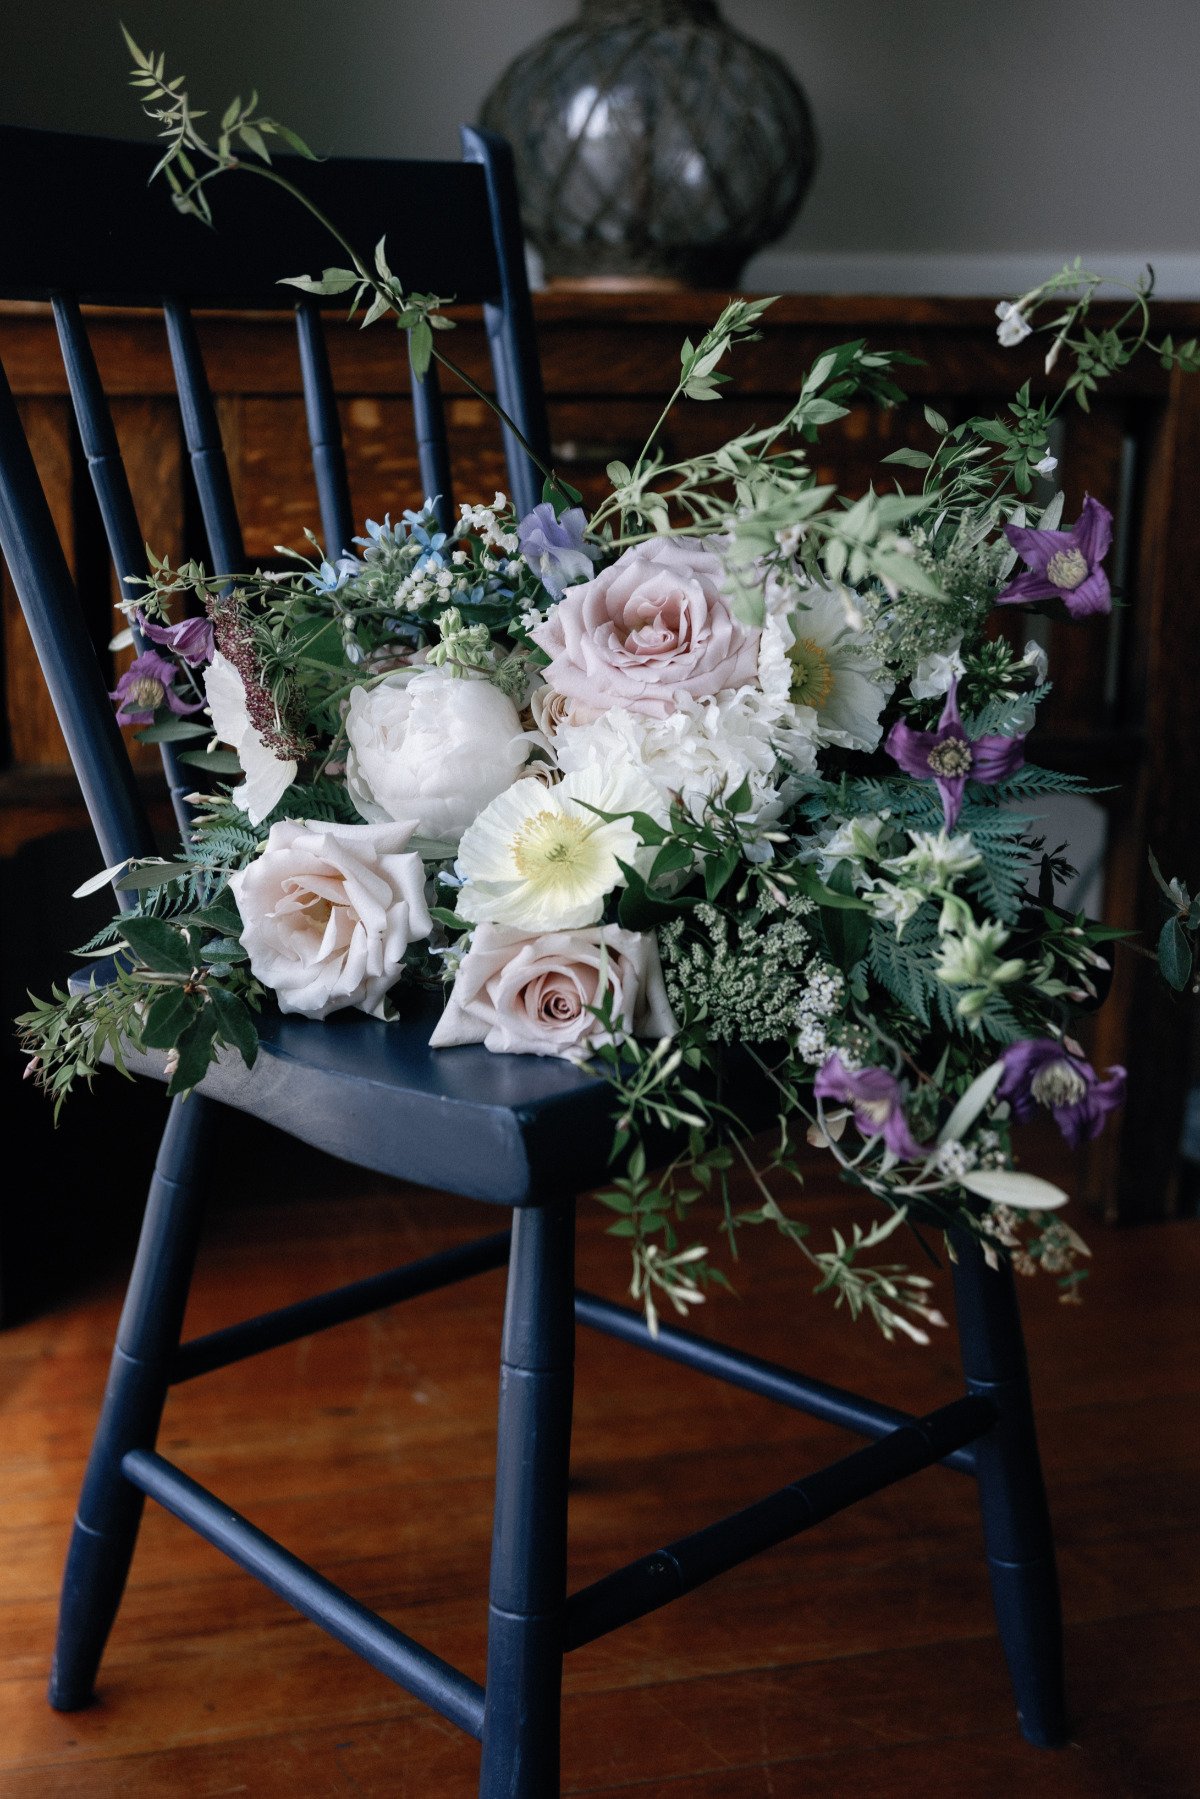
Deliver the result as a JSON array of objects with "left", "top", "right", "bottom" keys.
[
  {"left": 517, "top": 501, "right": 596, "bottom": 598},
  {"left": 307, "top": 554, "right": 362, "bottom": 595}
]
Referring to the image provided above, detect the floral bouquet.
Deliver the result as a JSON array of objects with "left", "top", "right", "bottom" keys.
[{"left": 20, "top": 42, "right": 1197, "bottom": 1341}]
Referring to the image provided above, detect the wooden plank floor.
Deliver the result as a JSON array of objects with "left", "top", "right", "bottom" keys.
[{"left": 2, "top": 1118, "right": 1198, "bottom": 1796}]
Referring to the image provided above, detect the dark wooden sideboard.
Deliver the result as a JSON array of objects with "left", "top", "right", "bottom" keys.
[{"left": 2, "top": 290, "right": 1197, "bottom": 1224}]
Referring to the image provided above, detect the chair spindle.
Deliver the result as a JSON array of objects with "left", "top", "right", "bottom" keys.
[
  {"left": 294, "top": 300, "right": 355, "bottom": 559},
  {"left": 0, "top": 356, "right": 155, "bottom": 879},
  {"left": 162, "top": 300, "right": 246, "bottom": 579},
  {"left": 409, "top": 347, "right": 455, "bottom": 534},
  {"left": 51, "top": 297, "right": 194, "bottom": 840}
]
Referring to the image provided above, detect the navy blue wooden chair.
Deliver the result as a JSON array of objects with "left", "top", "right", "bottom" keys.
[{"left": 0, "top": 124, "right": 1067, "bottom": 1795}]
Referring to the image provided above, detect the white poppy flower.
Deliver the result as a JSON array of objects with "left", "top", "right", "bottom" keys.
[
  {"left": 203, "top": 651, "right": 297, "bottom": 825},
  {"left": 762, "top": 578, "right": 891, "bottom": 753},
  {"left": 455, "top": 763, "right": 663, "bottom": 933}
]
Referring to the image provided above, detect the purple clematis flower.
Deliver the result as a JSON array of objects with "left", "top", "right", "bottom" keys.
[
  {"left": 814, "top": 1053, "right": 928, "bottom": 1161},
  {"left": 997, "top": 1038, "right": 1126, "bottom": 1147},
  {"left": 110, "top": 650, "right": 204, "bottom": 728},
  {"left": 997, "top": 494, "right": 1113, "bottom": 617},
  {"left": 517, "top": 501, "right": 597, "bottom": 599},
  {"left": 885, "top": 679, "right": 1025, "bottom": 829},
  {"left": 138, "top": 612, "right": 215, "bottom": 667}
]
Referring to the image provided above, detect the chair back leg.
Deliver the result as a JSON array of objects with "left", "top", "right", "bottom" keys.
[
  {"left": 950, "top": 1229, "right": 1068, "bottom": 1747},
  {"left": 479, "top": 1201, "right": 576, "bottom": 1798},
  {"left": 49, "top": 1096, "right": 213, "bottom": 1710}
]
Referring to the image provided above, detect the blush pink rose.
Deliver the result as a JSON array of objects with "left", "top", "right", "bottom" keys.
[
  {"left": 531, "top": 536, "right": 760, "bottom": 720},
  {"left": 429, "top": 922, "right": 677, "bottom": 1059}
]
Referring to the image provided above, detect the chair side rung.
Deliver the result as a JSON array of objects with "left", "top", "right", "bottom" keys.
[
  {"left": 574, "top": 1290, "right": 978, "bottom": 1475},
  {"left": 121, "top": 1448, "right": 486, "bottom": 1739},
  {"left": 564, "top": 1393, "right": 995, "bottom": 1652},
  {"left": 171, "top": 1230, "right": 511, "bottom": 1384}
]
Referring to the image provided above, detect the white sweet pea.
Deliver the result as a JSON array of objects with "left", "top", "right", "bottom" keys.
[
  {"left": 345, "top": 667, "right": 530, "bottom": 853},
  {"left": 203, "top": 651, "right": 297, "bottom": 825},
  {"left": 910, "top": 640, "right": 965, "bottom": 702},
  {"left": 995, "top": 301, "right": 1032, "bottom": 347},
  {"left": 229, "top": 819, "right": 432, "bottom": 1019},
  {"left": 1033, "top": 448, "right": 1058, "bottom": 477},
  {"left": 429, "top": 922, "right": 677, "bottom": 1058},
  {"left": 1020, "top": 639, "right": 1050, "bottom": 683}
]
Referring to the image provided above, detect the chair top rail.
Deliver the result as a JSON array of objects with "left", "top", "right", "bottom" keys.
[{"left": 0, "top": 125, "right": 506, "bottom": 310}]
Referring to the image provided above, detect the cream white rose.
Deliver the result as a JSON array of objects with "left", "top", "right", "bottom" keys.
[
  {"left": 229, "top": 819, "right": 432, "bottom": 1019},
  {"left": 345, "top": 668, "right": 530, "bottom": 851},
  {"left": 203, "top": 651, "right": 297, "bottom": 825},
  {"left": 430, "top": 922, "right": 677, "bottom": 1058}
]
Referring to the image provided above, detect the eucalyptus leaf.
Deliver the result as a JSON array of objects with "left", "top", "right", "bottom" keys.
[
  {"left": 937, "top": 1061, "right": 1004, "bottom": 1146},
  {"left": 959, "top": 1168, "right": 1069, "bottom": 1211}
]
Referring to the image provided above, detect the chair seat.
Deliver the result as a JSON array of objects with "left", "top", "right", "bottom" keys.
[{"left": 71, "top": 964, "right": 614, "bottom": 1206}]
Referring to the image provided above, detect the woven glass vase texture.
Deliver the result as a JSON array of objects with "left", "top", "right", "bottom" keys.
[{"left": 480, "top": 0, "right": 817, "bottom": 286}]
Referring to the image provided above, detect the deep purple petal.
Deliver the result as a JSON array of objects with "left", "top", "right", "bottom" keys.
[
  {"left": 995, "top": 567, "right": 1065, "bottom": 606},
  {"left": 1073, "top": 494, "right": 1113, "bottom": 566},
  {"left": 164, "top": 686, "right": 206, "bottom": 716},
  {"left": 140, "top": 613, "right": 215, "bottom": 666},
  {"left": 1060, "top": 567, "right": 1111, "bottom": 618},
  {"left": 969, "top": 732, "right": 1026, "bottom": 784},
  {"left": 935, "top": 773, "right": 966, "bottom": 829},
  {"left": 1003, "top": 522, "right": 1074, "bottom": 567},
  {"left": 880, "top": 1108, "right": 926, "bottom": 1161},
  {"left": 813, "top": 1053, "right": 854, "bottom": 1105},
  {"left": 885, "top": 718, "right": 937, "bottom": 781},
  {"left": 937, "top": 679, "right": 963, "bottom": 736}
]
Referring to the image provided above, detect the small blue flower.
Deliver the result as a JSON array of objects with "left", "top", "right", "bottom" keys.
[
  {"left": 517, "top": 502, "right": 597, "bottom": 598},
  {"left": 307, "top": 554, "right": 362, "bottom": 595}
]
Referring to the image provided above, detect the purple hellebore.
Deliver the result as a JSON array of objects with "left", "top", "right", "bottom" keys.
[
  {"left": 997, "top": 493, "right": 1113, "bottom": 617},
  {"left": 109, "top": 650, "right": 204, "bottom": 728},
  {"left": 517, "top": 501, "right": 597, "bottom": 599},
  {"left": 997, "top": 1038, "right": 1126, "bottom": 1147},
  {"left": 138, "top": 611, "right": 216, "bottom": 667},
  {"left": 814, "top": 1053, "right": 927, "bottom": 1161},
  {"left": 885, "top": 679, "right": 1025, "bottom": 829}
]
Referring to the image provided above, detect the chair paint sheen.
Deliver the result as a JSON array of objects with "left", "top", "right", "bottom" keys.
[{"left": 0, "top": 123, "right": 1067, "bottom": 1795}]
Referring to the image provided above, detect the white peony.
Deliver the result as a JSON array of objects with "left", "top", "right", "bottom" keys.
[
  {"left": 761, "top": 577, "right": 891, "bottom": 753},
  {"left": 229, "top": 819, "right": 432, "bottom": 1019},
  {"left": 203, "top": 651, "right": 297, "bottom": 825},
  {"left": 345, "top": 668, "right": 529, "bottom": 853},
  {"left": 429, "top": 922, "right": 677, "bottom": 1058},
  {"left": 455, "top": 762, "right": 663, "bottom": 933}
]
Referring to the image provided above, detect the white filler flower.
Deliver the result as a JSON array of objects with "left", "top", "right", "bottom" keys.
[
  {"left": 203, "top": 651, "right": 297, "bottom": 825},
  {"left": 345, "top": 667, "right": 529, "bottom": 851},
  {"left": 456, "top": 763, "right": 662, "bottom": 932},
  {"left": 229, "top": 819, "right": 432, "bottom": 1019}
]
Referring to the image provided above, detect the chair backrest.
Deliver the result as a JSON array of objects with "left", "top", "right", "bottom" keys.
[{"left": 0, "top": 122, "right": 550, "bottom": 881}]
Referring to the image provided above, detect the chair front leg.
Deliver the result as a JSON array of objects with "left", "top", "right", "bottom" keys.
[
  {"left": 950, "top": 1227, "right": 1068, "bottom": 1748},
  {"left": 49, "top": 1095, "right": 212, "bottom": 1710},
  {"left": 480, "top": 1200, "right": 576, "bottom": 1799}
]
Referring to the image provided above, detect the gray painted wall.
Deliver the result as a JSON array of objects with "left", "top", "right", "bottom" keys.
[{"left": 3, "top": 1, "right": 1197, "bottom": 291}]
